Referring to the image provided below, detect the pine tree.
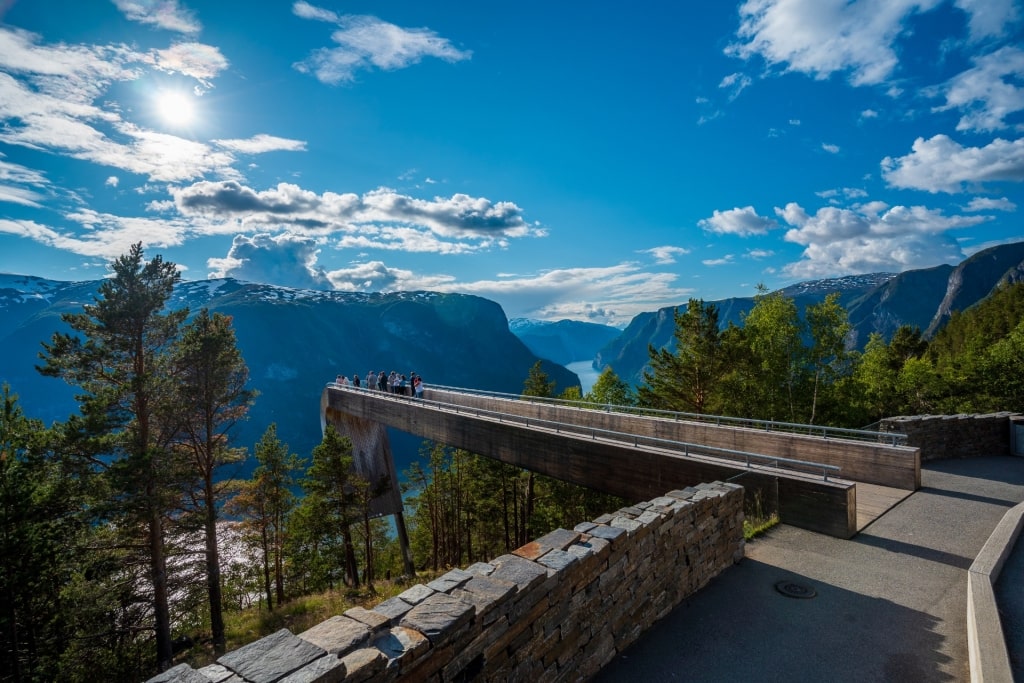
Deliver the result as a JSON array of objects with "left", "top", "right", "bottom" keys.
[
  {"left": 165, "top": 309, "right": 255, "bottom": 654},
  {"left": 37, "top": 243, "right": 187, "bottom": 671},
  {"left": 638, "top": 299, "right": 729, "bottom": 413},
  {"left": 226, "top": 424, "right": 302, "bottom": 610}
]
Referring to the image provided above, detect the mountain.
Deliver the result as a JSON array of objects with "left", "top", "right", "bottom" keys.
[
  {"left": 595, "top": 241, "right": 1024, "bottom": 387},
  {"left": 0, "top": 276, "right": 579, "bottom": 472},
  {"left": 509, "top": 318, "right": 622, "bottom": 366}
]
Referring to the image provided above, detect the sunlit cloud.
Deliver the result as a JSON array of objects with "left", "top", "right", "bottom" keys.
[
  {"left": 173, "top": 181, "right": 541, "bottom": 250},
  {"left": 213, "top": 134, "right": 308, "bottom": 154},
  {"left": 639, "top": 245, "right": 691, "bottom": 264},
  {"left": 882, "top": 134, "right": 1024, "bottom": 193},
  {"left": 964, "top": 196, "right": 1017, "bottom": 212},
  {"left": 778, "top": 200, "right": 989, "bottom": 278},
  {"left": 111, "top": 0, "right": 201, "bottom": 34},
  {"left": 699, "top": 206, "right": 777, "bottom": 236},
  {"left": 293, "top": 3, "right": 471, "bottom": 85},
  {"left": 727, "top": 0, "right": 1021, "bottom": 88},
  {"left": 927, "top": 46, "right": 1024, "bottom": 133}
]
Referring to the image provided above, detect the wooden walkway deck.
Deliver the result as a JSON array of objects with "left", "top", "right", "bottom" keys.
[{"left": 856, "top": 482, "right": 914, "bottom": 531}]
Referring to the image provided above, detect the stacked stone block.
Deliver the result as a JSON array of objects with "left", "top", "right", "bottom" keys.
[
  {"left": 150, "top": 481, "right": 744, "bottom": 683},
  {"left": 880, "top": 412, "right": 1017, "bottom": 461}
]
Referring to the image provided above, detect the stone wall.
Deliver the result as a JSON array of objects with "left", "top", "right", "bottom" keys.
[
  {"left": 150, "top": 481, "right": 745, "bottom": 683},
  {"left": 879, "top": 412, "right": 1019, "bottom": 461}
]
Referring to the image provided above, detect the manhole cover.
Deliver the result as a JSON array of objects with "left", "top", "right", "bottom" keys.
[{"left": 775, "top": 580, "right": 816, "bottom": 599}]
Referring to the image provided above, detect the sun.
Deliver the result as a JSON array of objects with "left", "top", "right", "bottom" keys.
[{"left": 155, "top": 90, "right": 195, "bottom": 127}]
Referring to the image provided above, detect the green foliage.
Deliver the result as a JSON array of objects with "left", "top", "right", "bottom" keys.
[
  {"left": 291, "top": 426, "right": 361, "bottom": 590},
  {"left": 226, "top": 424, "right": 302, "bottom": 611},
  {"left": 638, "top": 299, "right": 729, "bottom": 413},
  {"left": 522, "top": 361, "right": 556, "bottom": 398},
  {"left": 0, "top": 387, "right": 83, "bottom": 682},
  {"left": 166, "top": 308, "right": 255, "bottom": 654},
  {"left": 587, "top": 366, "right": 634, "bottom": 406},
  {"left": 36, "top": 242, "right": 188, "bottom": 672},
  {"left": 403, "top": 441, "right": 626, "bottom": 571}
]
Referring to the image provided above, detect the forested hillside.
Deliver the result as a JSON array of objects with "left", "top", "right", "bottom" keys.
[{"left": 596, "top": 241, "right": 1024, "bottom": 387}]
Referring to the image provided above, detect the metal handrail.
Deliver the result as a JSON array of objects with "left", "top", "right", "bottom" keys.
[
  {"left": 424, "top": 383, "right": 908, "bottom": 446},
  {"left": 326, "top": 383, "right": 842, "bottom": 482}
]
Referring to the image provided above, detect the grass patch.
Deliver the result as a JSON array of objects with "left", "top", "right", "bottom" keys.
[
  {"left": 743, "top": 513, "right": 779, "bottom": 540},
  {"left": 181, "top": 570, "right": 446, "bottom": 669}
]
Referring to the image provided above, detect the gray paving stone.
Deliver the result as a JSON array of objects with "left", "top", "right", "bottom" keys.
[
  {"left": 277, "top": 654, "right": 346, "bottom": 683},
  {"left": 537, "top": 548, "right": 578, "bottom": 572},
  {"left": 372, "top": 625, "right": 429, "bottom": 668},
  {"left": 489, "top": 553, "right": 548, "bottom": 591},
  {"left": 217, "top": 628, "right": 326, "bottom": 683},
  {"left": 534, "top": 528, "right": 582, "bottom": 551},
  {"left": 196, "top": 663, "right": 234, "bottom": 683},
  {"left": 299, "top": 615, "right": 370, "bottom": 655},
  {"left": 427, "top": 567, "right": 475, "bottom": 593},
  {"left": 146, "top": 663, "right": 209, "bottom": 683},
  {"left": 372, "top": 596, "right": 414, "bottom": 624},
  {"left": 398, "top": 582, "right": 436, "bottom": 604},
  {"left": 343, "top": 606, "right": 391, "bottom": 633},
  {"left": 399, "top": 592, "right": 475, "bottom": 646},
  {"left": 466, "top": 561, "right": 496, "bottom": 576},
  {"left": 588, "top": 524, "right": 626, "bottom": 544},
  {"left": 610, "top": 516, "right": 643, "bottom": 533}
]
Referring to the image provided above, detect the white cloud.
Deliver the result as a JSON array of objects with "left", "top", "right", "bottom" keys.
[
  {"left": 965, "top": 196, "right": 1017, "bottom": 211},
  {"left": 325, "top": 260, "right": 691, "bottom": 325},
  {"left": 0, "top": 210, "right": 189, "bottom": 258},
  {"left": 0, "top": 185, "right": 44, "bottom": 207},
  {"left": 639, "top": 245, "right": 690, "bottom": 264},
  {"left": 779, "top": 201, "right": 988, "bottom": 277},
  {"left": 147, "top": 42, "right": 229, "bottom": 88},
  {"left": 727, "top": 0, "right": 937, "bottom": 86},
  {"left": 293, "top": 9, "right": 471, "bottom": 85},
  {"left": 929, "top": 46, "right": 1024, "bottom": 133},
  {"left": 292, "top": 0, "right": 340, "bottom": 23},
  {"left": 702, "top": 255, "right": 735, "bottom": 266},
  {"left": 173, "top": 182, "right": 541, "bottom": 250},
  {"left": 860, "top": 109, "right": 879, "bottom": 119},
  {"left": 0, "top": 27, "right": 247, "bottom": 183},
  {"left": 213, "top": 134, "right": 308, "bottom": 154},
  {"left": 822, "top": 143, "right": 840, "bottom": 154},
  {"left": 698, "top": 206, "right": 777, "bottom": 236},
  {"left": 881, "top": 134, "right": 1024, "bottom": 193},
  {"left": 434, "top": 263, "right": 693, "bottom": 325},
  {"left": 954, "top": 0, "right": 1021, "bottom": 41},
  {"left": 208, "top": 232, "right": 329, "bottom": 289},
  {"left": 105, "top": 176, "right": 119, "bottom": 187},
  {"left": 719, "top": 72, "right": 753, "bottom": 100},
  {"left": 111, "top": 0, "right": 201, "bottom": 34},
  {"left": 745, "top": 249, "right": 775, "bottom": 259}
]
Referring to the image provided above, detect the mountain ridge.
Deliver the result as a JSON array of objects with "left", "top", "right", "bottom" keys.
[
  {"left": 0, "top": 276, "right": 580, "bottom": 472},
  {"left": 595, "top": 240, "right": 1024, "bottom": 386}
]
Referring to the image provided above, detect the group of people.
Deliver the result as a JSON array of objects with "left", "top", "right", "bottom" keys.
[{"left": 335, "top": 369, "right": 424, "bottom": 398}]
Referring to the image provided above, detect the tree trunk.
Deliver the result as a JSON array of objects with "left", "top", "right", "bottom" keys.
[
  {"left": 342, "top": 526, "right": 360, "bottom": 588},
  {"left": 149, "top": 508, "right": 173, "bottom": 672},
  {"left": 204, "top": 479, "right": 225, "bottom": 654},
  {"left": 260, "top": 527, "right": 273, "bottom": 611}
]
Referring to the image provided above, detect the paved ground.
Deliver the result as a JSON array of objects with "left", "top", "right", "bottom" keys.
[{"left": 594, "top": 456, "right": 1024, "bottom": 682}]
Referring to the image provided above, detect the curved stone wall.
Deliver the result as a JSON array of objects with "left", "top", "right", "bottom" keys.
[{"left": 150, "top": 481, "right": 744, "bottom": 682}]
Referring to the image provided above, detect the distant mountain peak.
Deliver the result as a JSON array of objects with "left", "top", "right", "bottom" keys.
[{"left": 778, "top": 273, "right": 895, "bottom": 297}]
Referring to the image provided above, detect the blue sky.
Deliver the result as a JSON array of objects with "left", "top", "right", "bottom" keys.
[{"left": 0, "top": 0, "right": 1022, "bottom": 326}]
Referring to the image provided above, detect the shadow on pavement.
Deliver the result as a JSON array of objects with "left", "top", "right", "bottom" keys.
[{"left": 594, "top": 558, "right": 953, "bottom": 682}]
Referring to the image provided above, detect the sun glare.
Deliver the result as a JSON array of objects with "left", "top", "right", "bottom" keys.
[{"left": 155, "top": 90, "right": 195, "bottom": 127}]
